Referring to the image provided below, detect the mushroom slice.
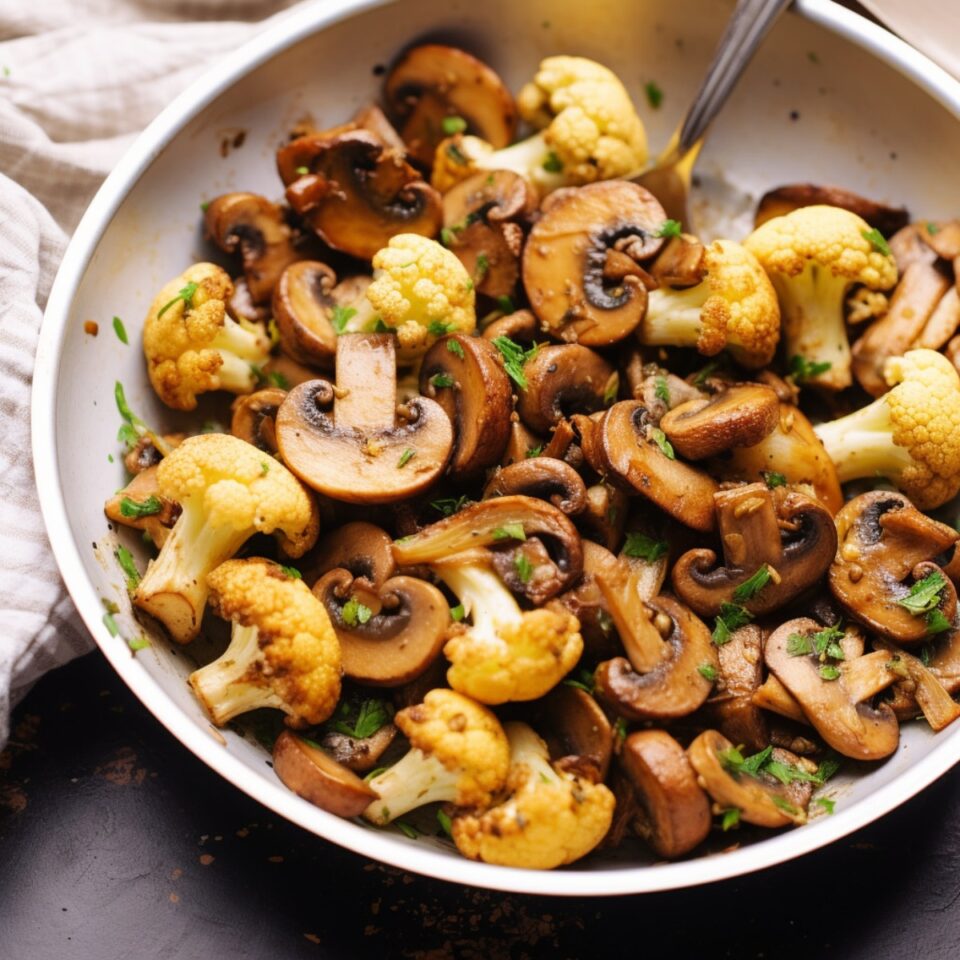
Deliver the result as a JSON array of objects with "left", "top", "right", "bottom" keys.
[
  {"left": 104, "top": 466, "right": 180, "bottom": 549},
  {"left": 687, "top": 730, "right": 808, "bottom": 827},
  {"left": 204, "top": 193, "right": 300, "bottom": 304},
  {"left": 230, "top": 387, "right": 287, "bottom": 454},
  {"left": 594, "top": 596, "right": 717, "bottom": 720},
  {"left": 889, "top": 222, "right": 940, "bottom": 273},
  {"left": 273, "top": 261, "right": 371, "bottom": 369},
  {"left": 576, "top": 481, "right": 628, "bottom": 551},
  {"left": 318, "top": 722, "right": 399, "bottom": 773},
  {"left": 419, "top": 333, "right": 512, "bottom": 480},
  {"left": 383, "top": 44, "right": 517, "bottom": 168},
  {"left": 516, "top": 344, "right": 617, "bottom": 434},
  {"left": 914, "top": 285, "right": 960, "bottom": 351},
  {"left": 707, "top": 623, "right": 769, "bottom": 753},
  {"left": 919, "top": 220, "right": 960, "bottom": 261},
  {"left": 483, "top": 458, "right": 587, "bottom": 516},
  {"left": 660, "top": 383, "right": 779, "bottom": 461},
  {"left": 620, "top": 730, "right": 711, "bottom": 858},
  {"left": 648, "top": 234, "right": 707, "bottom": 288},
  {"left": 523, "top": 181, "right": 666, "bottom": 346},
  {"left": 754, "top": 184, "right": 909, "bottom": 236},
  {"left": 672, "top": 483, "right": 837, "bottom": 618},
  {"left": 277, "top": 131, "right": 442, "bottom": 260},
  {"left": 276, "top": 334, "right": 453, "bottom": 504},
  {"left": 272, "top": 730, "right": 377, "bottom": 817},
  {"left": 392, "top": 494, "right": 583, "bottom": 596},
  {"left": 765, "top": 618, "right": 900, "bottom": 760},
  {"left": 489, "top": 536, "right": 568, "bottom": 606},
  {"left": 313, "top": 570, "right": 449, "bottom": 686},
  {"left": 499, "top": 419, "right": 544, "bottom": 467},
  {"left": 873, "top": 639, "right": 960, "bottom": 732},
  {"left": 586, "top": 400, "right": 719, "bottom": 532},
  {"left": 482, "top": 307, "right": 538, "bottom": 343},
  {"left": 301, "top": 521, "right": 396, "bottom": 590},
  {"left": 530, "top": 684, "right": 613, "bottom": 783},
  {"left": 829, "top": 491, "right": 959, "bottom": 643}
]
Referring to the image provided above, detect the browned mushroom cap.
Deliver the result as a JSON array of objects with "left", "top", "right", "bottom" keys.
[
  {"left": 648, "top": 234, "right": 707, "bottom": 288},
  {"left": 585, "top": 400, "right": 719, "bottom": 532},
  {"left": 272, "top": 730, "right": 377, "bottom": 817},
  {"left": 754, "top": 184, "right": 909, "bottom": 236},
  {"left": 515, "top": 344, "right": 617, "bottom": 434},
  {"left": 393, "top": 494, "right": 583, "bottom": 597},
  {"left": 313, "top": 569, "right": 449, "bottom": 686},
  {"left": 852, "top": 260, "right": 953, "bottom": 396},
  {"left": 104, "top": 466, "right": 181, "bottom": 549},
  {"left": 914, "top": 286, "right": 960, "bottom": 351},
  {"left": 276, "top": 334, "right": 453, "bottom": 503},
  {"left": 660, "top": 383, "right": 779, "bottom": 461},
  {"left": 530, "top": 684, "right": 613, "bottom": 783},
  {"left": 383, "top": 44, "right": 517, "bottom": 168},
  {"left": 317, "top": 722, "right": 398, "bottom": 773},
  {"left": 278, "top": 131, "right": 441, "bottom": 260},
  {"left": 707, "top": 623, "right": 769, "bottom": 753},
  {"left": 482, "top": 308, "right": 538, "bottom": 343},
  {"left": 204, "top": 193, "right": 300, "bottom": 304},
  {"left": 672, "top": 483, "right": 837, "bottom": 618},
  {"left": 301, "top": 521, "right": 396, "bottom": 590},
  {"left": 575, "top": 481, "right": 628, "bottom": 551},
  {"left": 351, "top": 102, "right": 406, "bottom": 153},
  {"left": 122, "top": 432, "right": 185, "bottom": 475},
  {"left": 483, "top": 458, "right": 587, "bottom": 515},
  {"left": 418, "top": 333, "right": 512, "bottom": 479},
  {"left": 523, "top": 181, "right": 666, "bottom": 346},
  {"left": 272, "top": 261, "right": 371, "bottom": 369},
  {"left": 230, "top": 387, "right": 287, "bottom": 454},
  {"left": 686, "top": 730, "right": 808, "bottom": 827},
  {"left": 620, "top": 730, "right": 712, "bottom": 858},
  {"left": 829, "top": 491, "right": 959, "bottom": 643},
  {"left": 713, "top": 402, "right": 843, "bottom": 515},
  {"left": 594, "top": 596, "right": 717, "bottom": 720},
  {"left": 765, "top": 618, "right": 900, "bottom": 760},
  {"left": 442, "top": 171, "right": 536, "bottom": 298}
]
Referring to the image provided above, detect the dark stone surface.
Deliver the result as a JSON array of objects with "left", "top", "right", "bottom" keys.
[{"left": 2, "top": 651, "right": 959, "bottom": 960}]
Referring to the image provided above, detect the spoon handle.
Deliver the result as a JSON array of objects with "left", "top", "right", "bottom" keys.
[{"left": 676, "top": 0, "right": 793, "bottom": 157}]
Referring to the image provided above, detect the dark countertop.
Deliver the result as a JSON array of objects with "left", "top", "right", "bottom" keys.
[{"left": 2, "top": 651, "right": 960, "bottom": 960}]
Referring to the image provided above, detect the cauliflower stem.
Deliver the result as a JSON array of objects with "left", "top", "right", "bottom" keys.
[
  {"left": 642, "top": 282, "right": 713, "bottom": 349},
  {"left": 364, "top": 749, "right": 462, "bottom": 825}
]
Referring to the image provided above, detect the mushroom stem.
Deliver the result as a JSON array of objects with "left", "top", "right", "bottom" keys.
[{"left": 334, "top": 334, "right": 398, "bottom": 431}]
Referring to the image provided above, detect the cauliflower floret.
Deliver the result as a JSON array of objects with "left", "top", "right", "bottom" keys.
[
  {"left": 361, "top": 234, "right": 476, "bottom": 361},
  {"left": 451, "top": 722, "right": 615, "bottom": 869},
  {"left": 363, "top": 689, "right": 510, "bottom": 825},
  {"left": 745, "top": 205, "right": 898, "bottom": 390},
  {"left": 438, "top": 562, "right": 583, "bottom": 705},
  {"left": 143, "top": 262, "right": 271, "bottom": 410},
  {"left": 431, "top": 56, "right": 647, "bottom": 195},
  {"left": 813, "top": 349, "right": 960, "bottom": 508},
  {"left": 189, "top": 558, "right": 341, "bottom": 728},
  {"left": 638, "top": 239, "right": 780, "bottom": 368},
  {"left": 133, "top": 433, "right": 319, "bottom": 644}
]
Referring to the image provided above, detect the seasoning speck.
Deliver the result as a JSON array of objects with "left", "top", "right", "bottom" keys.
[{"left": 83, "top": 320, "right": 99, "bottom": 336}]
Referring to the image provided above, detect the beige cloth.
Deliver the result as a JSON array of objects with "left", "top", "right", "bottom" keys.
[{"left": 0, "top": 0, "right": 300, "bottom": 746}]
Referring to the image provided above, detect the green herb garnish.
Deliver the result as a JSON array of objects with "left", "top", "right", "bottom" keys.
[
  {"left": 654, "top": 376, "right": 671, "bottom": 406},
  {"left": 331, "top": 699, "right": 391, "bottom": 739},
  {"left": 492, "top": 522, "right": 526, "bottom": 542},
  {"left": 331, "top": 305, "right": 357, "bottom": 333},
  {"left": 127, "top": 636, "right": 150, "bottom": 652},
  {"left": 429, "top": 372, "right": 455, "bottom": 389},
  {"left": 650, "top": 428, "right": 675, "bottom": 460},
  {"left": 862, "top": 227, "right": 892, "bottom": 257},
  {"left": 514, "top": 553, "right": 534, "bottom": 584},
  {"left": 114, "top": 545, "right": 140, "bottom": 590},
  {"left": 441, "top": 115, "right": 468, "bottom": 135},
  {"left": 692, "top": 360, "right": 720, "bottom": 387},
  {"left": 397, "top": 448, "right": 415, "bottom": 468},
  {"left": 732, "top": 565, "right": 772, "bottom": 603},
  {"left": 698, "top": 662, "right": 718, "bottom": 682},
  {"left": 280, "top": 565, "right": 302, "bottom": 580},
  {"left": 819, "top": 664, "right": 841, "bottom": 681},
  {"left": 815, "top": 796, "right": 836, "bottom": 814},
  {"left": 542, "top": 151, "right": 563, "bottom": 173},
  {"left": 112, "top": 316, "right": 128, "bottom": 344},
  {"left": 763, "top": 471, "right": 787, "bottom": 489},
  {"left": 899, "top": 570, "right": 947, "bottom": 615},
  {"left": 721, "top": 807, "right": 741, "bottom": 831},
  {"left": 430, "top": 496, "right": 470, "bottom": 517},
  {"left": 644, "top": 81, "right": 664, "bottom": 108},
  {"left": 623, "top": 532, "right": 668, "bottom": 562},
  {"left": 436, "top": 809, "right": 454, "bottom": 837},
  {"left": 395, "top": 820, "right": 418, "bottom": 839},
  {"left": 450, "top": 604, "right": 465, "bottom": 622},
  {"left": 525, "top": 444, "right": 543, "bottom": 459},
  {"left": 496, "top": 295, "right": 515, "bottom": 315},
  {"left": 119, "top": 495, "right": 162, "bottom": 519},
  {"left": 475, "top": 253, "right": 489, "bottom": 281},
  {"left": 655, "top": 219, "right": 682, "bottom": 239},
  {"left": 446, "top": 339, "right": 465, "bottom": 359},
  {"left": 428, "top": 320, "right": 455, "bottom": 336},
  {"left": 157, "top": 281, "right": 198, "bottom": 318},
  {"left": 341, "top": 597, "right": 373, "bottom": 627},
  {"left": 789, "top": 354, "right": 833, "bottom": 381},
  {"left": 492, "top": 335, "right": 538, "bottom": 390},
  {"left": 712, "top": 602, "right": 753, "bottom": 645},
  {"left": 564, "top": 668, "right": 596, "bottom": 694}
]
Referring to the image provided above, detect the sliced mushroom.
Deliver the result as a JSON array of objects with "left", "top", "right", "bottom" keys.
[
  {"left": 620, "top": 730, "right": 712, "bottom": 858},
  {"left": 104, "top": 466, "right": 180, "bottom": 548},
  {"left": 318, "top": 722, "right": 399, "bottom": 773},
  {"left": 707, "top": 623, "right": 769, "bottom": 753},
  {"left": 660, "top": 383, "right": 779, "bottom": 461},
  {"left": 383, "top": 44, "right": 517, "bottom": 168},
  {"left": 482, "top": 307, "right": 538, "bottom": 343},
  {"left": 483, "top": 458, "right": 587, "bottom": 515},
  {"left": 516, "top": 344, "right": 617, "bottom": 434},
  {"left": 272, "top": 730, "right": 377, "bottom": 817},
  {"left": 889, "top": 222, "right": 940, "bottom": 273},
  {"left": 523, "top": 181, "right": 666, "bottom": 346},
  {"left": 273, "top": 261, "right": 371, "bottom": 369},
  {"left": 918, "top": 220, "right": 960, "bottom": 261},
  {"left": 204, "top": 193, "right": 300, "bottom": 304},
  {"left": 585, "top": 400, "right": 719, "bottom": 532},
  {"left": 300, "top": 521, "right": 396, "bottom": 590},
  {"left": 575, "top": 481, "right": 628, "bottom": 551},
  {"left": 418, "top": 333, "right": 513, "bottom": 479},
  {"left": 277, "top": 131, "right": 442, "bottom": 260},
  {"left": 672, "top": 483, "right": 837, "bottom": 618},
  {"left": 489, "top": 536, "right": 568, "bottom": 606},
  {"left": 754, "top": 184, "right": 909, "bottom": 236},
  {"left": 914, "top": 285, "right": 960, "bottom": 350},
  {"left": 230, "top": 387, "right": 287, "bottom": 454},
  {"left": 829, "top": 491, "right": 959, "bottom": 643},
  {"left": 313, "top": 569, "right": 449, "bottom": 686},
  {"left": 276, "top": 334, "right": 453, "bottom": 503},
  {"left": 647, "top": 234, "right": 707, "bottom": 288},
  {"left": 530, "top": 684, "right": 613, "bottom": 783},
  {"left": 765, "top": 618, "right": 900, "bottom": 760},
  {"left": 351, "top": 102, "right": 406, "bottom": 153},
  {"left": 627, "top": 358, "right": 703, "bottom": 418},
  {"left": 873, "top": 638, "right": 960, "bottom": 732},
  {"left": 122, "top": 432, "right": 185, "bottom": 475},
  {"left": 500, "top": 418, "right": 543, "bottom": 467}
]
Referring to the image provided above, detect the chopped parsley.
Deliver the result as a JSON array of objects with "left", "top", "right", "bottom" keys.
[
  {"left": 397, "top": 448, "right": 415, "bottom": 468},
  {"left": 492, "top": 335, "right": 538, "bottom": 389},
  {"left": 698, "top": 662, "right": 718, "bottom": 682},
  {"left": 926, "top": 222, "right": 941, "bottom": 236},
  {"left": 789, "top": 354, "right": 832, "bottom": 381},
  {"left": 115, "top": 381, "right": 167, "bottom": 453},
  {"left": 429, "top": 372, "right": 455, "bottom": 389},
  {"left": 514, "top": 553, "right": 535, "bottom": 584},
  {"left": 436, "top": 809, "right": 454, "bottom": 837},
  {"left": 428, "top": 320, "right": 455, "bottom": 336},
  {"left": 771, "top": 795, "right": 799, "bottom": 816},
  {"left": 280, "top": 565, "right": 302, "bottom": 580},
  {"left": 496, "top": 295, "right": 515, "bottom": 315},
  {"left": 446, "top": 141, "right": 468, "bottom": 166},
  {"left": 267, "top": 370, "right": 290, "bottom": 389},
  {"left": 331, "top": 305, "right": 357, "bottom": 333},
  {"left": 721, "top": 807, "right": 741, "bottom": 831},
  {"left": 603, "top": 373, "right": 620, "bottom": 406},
  {"left": 654, "top": 376, "right": 671, "bottom": 406},
  {"left": 430, "top": 496, "right": 470, "bottom": 517},
  {"left": 446, "top": 339, "right": 465, "bottom": 359},
  {"left": 295, "top": 165, "right": 309, "bottom": 175},
  {"left": 450, "top": 604, "right": 465, "bottom": 622},
  {"left": 395, "top": 820, "right": 418, "bottom": 839},
  {"left": 898, "top": 571, "right": 952, "bottom": 634},
  {"left": 564, "top": 668, "right": 596, "bottom": 694},
  {"left": 613, "top": 717, "right": 628, "bottom": 743},
  {"left": 439, "top": 227, "right": 457, "bottom": 248},
  {"left": 925, "top": 608, "right": 952, "bottom": 636},
  {"left": 862, "top": 227, "right": 892, "bottom": 257},
  {"left": 763, "top": 471, "right": 787, "bottom": 489},
  {"left": 441, "top": 115, "right": 468, "bottom": 135},
  {"left": 157, "top": 281, "right": 198, "bottom": 318},
  {"left": 920, "top": 643, "right": 934, "bottom": 667},
  {"left": 331, "top": 698, "right": 391, "bottom": 739},
  {"left": 127, "top": 636, "right": 150, "bottom": 652},
  {"left": 712, "top": 601, "right": 753, "bottom": 645},
  {"left": 341, "top": 596, "right": 373, "bottom": 627},
  {"left": 525, "top": 444, "right": 543, "bottom": 459},
  {"left": 119, "top": 495, "right": 162, "bottom": 519},
  {"left": 692, "top": 359, "right": 721, "bottom": 388},
  {"left": 732, "top": 565, "right": 772, "bottom": 603},
  {"left": 819, "top": 664, "right": 841, "bottom": 681},
  {"left": 260, "top": 461, "right": 270, "bottom": 475},
  {"left": 112, "top": 316, "right": 129, "bottom": 344},
  {"left": 475, "top": 253, "right": 489, "bottom": 281},
  {"left": 655, "top": 219, "right": 682, "bottom": 239},
  {"left": 542, "top": 151, "right": 563, "bottom": 173},
  {"left": 644, "top": 81, "right": 664, "bottom": 109},
  {"left": 650, "top": 428, "right": 675, "bottom": 460},
  {"left": 623, "top": 532, "right": 668, "bottom": 562},
  {"left": 815, "top": 796, "right": 836, "bottom": 814},
  {"left": 115, "top": 545, "right": 140, "bottom": 590},
  {"left": 102, "top": 610, "right": 119, "bottom": 637},
  {"left": 492, "top": 522, "right": 526, "bottom": 542}
]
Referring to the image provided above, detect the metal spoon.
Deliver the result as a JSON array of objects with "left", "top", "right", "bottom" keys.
[{"left": 635, "top": 0, "right": 793, "bottom": 226}]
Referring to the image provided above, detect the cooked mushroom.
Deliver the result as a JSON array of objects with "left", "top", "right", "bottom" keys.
[
  {"left": 383, "top": 44, "right": 517, "bottom": 168},
  {"left": 765, "top": 618, "right": 899, "bottom": 760},
  {"left": 626, "top": 357, "right": 702, "bottom": 417},
  {"left": 318, "top": 722, "right": 399, "bottom": 773},
  {"left": 584, "top": 400, "right": 719, "bottom": 532},
  {"left": 300, "top": 521, "right": 396, "bottom": 590},
  {"left": 828, "top": 491, "right": 959, "bottom": 643},
  {"left": 483, "top": 458, "right": 587, "bottom": 516},
  {"left": 122, "top": 432, "right": 184, "bottom": 475},
  {"left": 672, "top": 483, "right": 837, "bottom": 618},
  {"left": 313, "top": 568, "right": 449, "bottom": 686},
  {"left": 619, "top": 730, "right": 712, "bottom": 858},
  {"left": 522, "top": 181, "right": 666, "bottom": 346},
  {"left": 273, "top": 261, "right": 371, "bottom": 369},
  {"left": 482, "top": 307, "right": 538, "bottom": 343},
  {"left": 706, "top": 623, "right": 769, "bottom": 753},
  {"left": 754, "top": 184, "right": 909, "bottom": 236},
  {"left": 230, "top": 387, "right": 287, "bottom": 454},
  {"left": 500, "top": 418, "right": 544, "bottom": 466},
  {"left": 276, "top": 334, "right": 454, "bottom": 503},
  {"left": 889, "top": 222, "right": 940, "bottom": 273},
  {"left": 277, "top": 131, "right": 442, "bottom": 260},
  {"left": 575, "top": 481, "right": 628, "bottom": 551},
  {"left": 659, "top": 383, "right": 780, "bottom": 460},
  {"left": 441, "top": 170, "right": 536, "bottom": 297},
  {"left": 418, "top": 333, "right": 513, "bottom": 479},
  {"left": 530, "top": 684, "right": 614, "bottom": 783},
  {"left": 516, "top": 344, "right": 617, "bottom": 434},
  {"left": 104, "top": 466, "right": 180, "bottom": 548},
  {"left": 204, "top": 193, "right": 300, "bottom": 304},
  {"left": 918, "top": 220, "right": 960, "bottom": 261},
  {"left": 489, "top": 535, "right": 569, "bottom": 606},
  {"left": 647, "top": 233, "right": 707, "bottom": 288},
  {"left": 272, "top": 730, "right": 377, "bottom": 817},
  {"left": 873, "top": 638, "right": 960, "bottom": 732},
  {"left": 913, "top": 286, "right": 960, "bottom": 351}
]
